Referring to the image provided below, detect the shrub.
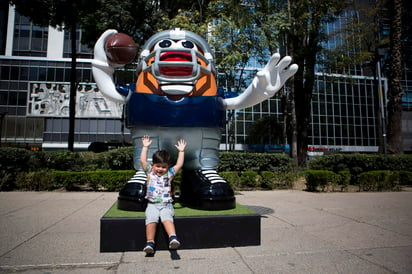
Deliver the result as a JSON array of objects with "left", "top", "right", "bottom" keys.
[
  {"left": 105, "top": 147, "right": 134, "bottom": 170},
  {"left": 220, "top": 171, "right": 241, "bottom": 191},
  {"left": 305, "top": 170, "right": 337, "bottom": 192},
  {"left": 0, "top": 171, "right": 14, "bottom": 191},
  {"left": 0, "top": 147, "right": 31, "bottom": 173},
  {"left": 51, "top": 170, "right": 135, "bottom": 191},
  {"left": 261, "top": 171, "right": 295, "bottom": 190},
  {"left": 359, "top": 170, "right": 400, "bottom": 191},
  {"left": 337, "top": 170, "right": 351, "bottom": 191},
  {"left": 308, "top": 154, "right": 412, "bottom": 185},
  {"left": 15, "top": 171, "right": 55, "bottom": 191},
  {"left": 240, "top": 170, "right": 262, "bottom": 188},
  {"left": 398, "top": 171, "right": 412, "bottom": 186},
  {"left": 219, "top": 152, "right": 292, "bottom": 172},
  {"left": 0, "top": 148, "right": 33, "bottom": 190},
  {"left": 44, "top": 151, "right": 86, "bottom": 171},
  {"left": 260, "top": 171, "right": 275, "bottom": 189},
  {"left": 90, "top": 170, "right": 136, "bottom": 191}
]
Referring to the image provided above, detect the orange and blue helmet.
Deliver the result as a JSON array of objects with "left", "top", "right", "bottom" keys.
[{"left": 136, "top": 28, "right": 217, "bottom": 97}]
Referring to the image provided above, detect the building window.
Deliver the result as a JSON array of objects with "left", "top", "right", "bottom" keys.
[
  {"left": 63, "top": 29, "right": 93, "bottom": 59},
  {"left": 13, "top": 14, "right": 48, "bottom": 57}
]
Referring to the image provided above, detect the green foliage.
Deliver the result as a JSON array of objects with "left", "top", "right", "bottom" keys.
[
  {"left": 51, "top": 170, "right": 136, "bottom": 191},
  {"left": 359, "top": 170, "right": 401, "bottom": 191},
  {"left": 43, "top": 151, "right": 86, "bottom": 171},
  {"left": 15, "top": 171, "right": 55, "bottom": 191},
  {"left": 0, "top": 171, "right": 14, "bottom": 191},
  {"left": 219, "top": 152, "right": 292, "bottom": 172},
  {"left": 105, "top": 147, "right": 134, "bottom": 170},
  {"left": 261, "top": 171, "right": 295, "bottom": 190},
  {"left": 0, "top": 148, "right": 32, "bottom": 190},
  {"left": 240, "top": 170, "right": 262, "bottom": 188},
  {"left": 11, "top": 0, "right": 99, "bottom": 28},
  {"left": 6, "top": 148, "right": 410, "bottom": 192},
  {"left": 0, "top": 147, "right": 31, "bottom": 173},
  {"left": 305, "top": 170, "right": 338, "bottom": 192},
  {"left": 220, "top": 171, "right": 241, "bottom": 191},
  {"left": 398, "top": 171, "right": 412, "bottom": 186},
  {"left": 158, "top": 9, "right": 207, "bottom": 34},
  {"left": 307, "top": 154, "right": 412, "bottom": 184},
  {"left": 337, "top": 170, "right": 351, "bottom": 191},
  {"left": 206, "top": 0, "right": 267, "bottom": 92}
]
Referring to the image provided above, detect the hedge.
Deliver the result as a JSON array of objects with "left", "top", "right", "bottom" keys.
[
  {"left": 14, "top": 170, "right": 136, "bottom": 191},
  {"left": 0, "top": 148, "right": 292, "bottom": 173},
  {"left": 359, "top": 170, "right": 401, "bottom": 191},
  {"left": 307, "top": 154, "right": 412, "bottom": 184},
  {"left": 305, "top": 170, "right": 338, "bottom": 192},
  {"left": 0, "top": 147, "right": 294, "bottom": 191},
  {"left": 260, "top": 171, "right": 295, "bottom": 190},
  {"left": 3, "top": 146, "right": 412, "bottom": 192},
  {"left": 218, "top": 152, "right": 292, "bottom": 172}
]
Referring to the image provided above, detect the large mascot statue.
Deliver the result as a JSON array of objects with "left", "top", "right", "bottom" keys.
[{"left": 92, "top": 28, "right": 298, "bottom": 211}]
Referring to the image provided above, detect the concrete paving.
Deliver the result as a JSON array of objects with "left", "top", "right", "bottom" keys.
[{"left": 0, "top": 190, "right": 411, "bottom": 273}]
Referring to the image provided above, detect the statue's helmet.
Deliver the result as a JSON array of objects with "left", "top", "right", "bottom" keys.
[{"left": 137, "top": 28, "right": 215, "bottom": 90}]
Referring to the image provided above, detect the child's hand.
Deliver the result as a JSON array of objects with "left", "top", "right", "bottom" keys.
[
  {"left": 141, "top": 135, "right": 152, "bottom": 147},
  {"left": 175, "top": 139, "right": 187, "bottom": 152}
]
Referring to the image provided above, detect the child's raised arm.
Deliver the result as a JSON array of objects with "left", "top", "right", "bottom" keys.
[
  {"left": 173, "top": 139, "right": 186, "bottom": 173},
  {"left": 140, "top": 135, "right": 152, "bottom": 171}
]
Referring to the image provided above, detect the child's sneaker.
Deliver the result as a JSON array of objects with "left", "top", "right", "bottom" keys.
[
  {"left": 168, "top": 235, "right": 180, "bottom": 249},
  {"left": 143, "top": 241, "right": 155, "bottom": 254}
]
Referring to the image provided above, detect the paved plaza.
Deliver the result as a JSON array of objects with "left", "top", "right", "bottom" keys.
[{"left": 0, "top": 190, "right": 411, "bottom": 273}]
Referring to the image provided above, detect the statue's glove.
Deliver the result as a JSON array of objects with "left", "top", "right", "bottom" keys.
[{"left": 253, "top": 53, "right": 298, "bottom": 97}]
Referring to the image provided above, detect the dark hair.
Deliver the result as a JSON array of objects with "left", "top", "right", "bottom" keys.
[{"left": 152, "top": 150, "right": 171, "bottom": 165}]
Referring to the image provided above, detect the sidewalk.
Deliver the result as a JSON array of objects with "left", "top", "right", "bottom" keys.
[{"left": 0, "top": 190, "right": 411, "bottom": 273}]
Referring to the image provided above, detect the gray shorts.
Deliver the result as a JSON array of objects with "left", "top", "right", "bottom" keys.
[{"left": 145, "top": 203, "right": 175, "bottom": 225}]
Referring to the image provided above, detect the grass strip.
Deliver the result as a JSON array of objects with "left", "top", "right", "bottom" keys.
[{"left": 103, "top": 202, "right": 257, "bottom": 218}]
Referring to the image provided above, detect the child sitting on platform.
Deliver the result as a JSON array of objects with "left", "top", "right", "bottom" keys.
[{"left": 140, "top": 135, "right": 186, "bottom": 254}]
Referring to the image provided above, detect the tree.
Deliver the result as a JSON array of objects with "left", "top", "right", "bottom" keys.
[
  {"left": 246, "top": 116, "right": 283, "bottom": 145},
  {"left": 10, "top": 0, "right": 98, "bottom": 151},
  {"left": 80, "top": 0, "right": 211, "bottom": 48},
  {"left": 284, "top": 0, "right": 350, "bottom": 166}
]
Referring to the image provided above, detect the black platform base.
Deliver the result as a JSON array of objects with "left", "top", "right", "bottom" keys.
[{"left": 100, "top": 213, "right": 260, "bottom": 252}]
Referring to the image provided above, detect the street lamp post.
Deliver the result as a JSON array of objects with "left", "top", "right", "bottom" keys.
[{"left": 377, "top": 60, "right": 387, "bottom": 157}]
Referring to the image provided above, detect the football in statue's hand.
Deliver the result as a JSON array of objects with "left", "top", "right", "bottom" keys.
[{"left": 104, "top": 33, "right": 137, "bottom": 64}]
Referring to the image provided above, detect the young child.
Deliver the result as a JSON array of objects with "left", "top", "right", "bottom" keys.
[{"left": 140, "top": 135, "right": 186, "bottom": 254}]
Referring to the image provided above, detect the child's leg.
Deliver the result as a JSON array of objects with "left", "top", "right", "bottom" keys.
[
  {"left": 160, "top": 204, "right": 180, "bottom": 249},
  {"left": 144, "top": 204, "right": 160, "bottom": 254},
  {"left": 146, "top": 222, "right": 157, "bottom": 243},
  {"left": 162, "top": 220, "right": 176, "bottom": 237},
  {"left": 145, "top": 203, "right": 160, "bottom": 243}
]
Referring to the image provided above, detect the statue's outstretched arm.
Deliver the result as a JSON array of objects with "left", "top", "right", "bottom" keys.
[{"left": 91, "top": 29, "right": 127, "bottom": 103}]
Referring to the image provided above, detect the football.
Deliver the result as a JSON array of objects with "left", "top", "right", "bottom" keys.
[{"left": 104, "top": 33, "right": 137, "bottom": 64}]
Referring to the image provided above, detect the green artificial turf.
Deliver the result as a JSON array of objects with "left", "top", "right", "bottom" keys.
[{"left": 103, "top": 202, "right": 257, "bottom": 218}]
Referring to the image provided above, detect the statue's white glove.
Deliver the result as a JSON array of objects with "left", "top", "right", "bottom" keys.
[{"left": 254, "top": 53, "right": 298, "bottom": 97}]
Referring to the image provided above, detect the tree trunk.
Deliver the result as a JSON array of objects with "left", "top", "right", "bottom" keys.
[
  {"left": 386, "top": 0, "right": 403, "bottom": 154},
  {"left": 289, "top": 81, "right": 298, "bottom": 171}
]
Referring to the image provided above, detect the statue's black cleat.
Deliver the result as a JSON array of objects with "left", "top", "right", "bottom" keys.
[
  {"left": 117, "top": 171, "right": 147, "bottom": 211},
  {"left": 179, "top": 170, "right": 236, "bottom": 210}
]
